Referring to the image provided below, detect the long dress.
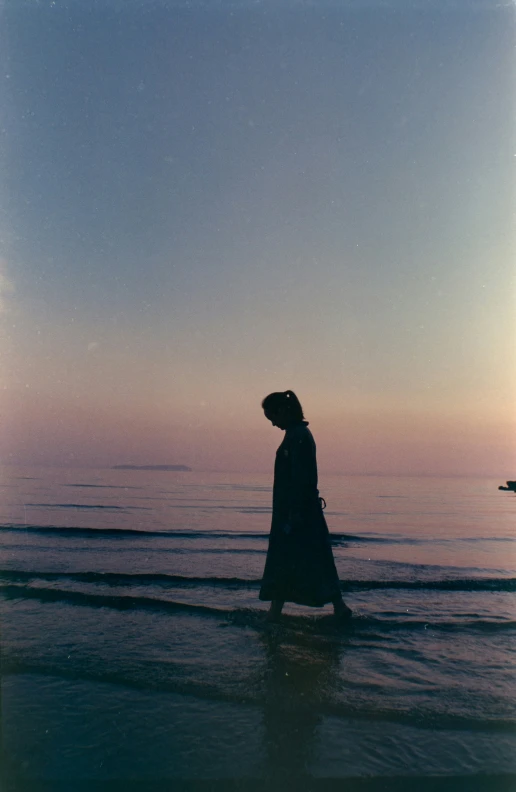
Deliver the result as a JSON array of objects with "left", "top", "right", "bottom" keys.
[{"left": 259, "top": 420, "right": 342, "bottom": 607}]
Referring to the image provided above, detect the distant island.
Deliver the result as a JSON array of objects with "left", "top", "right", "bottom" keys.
[
  {"left": 498, "top": 481, "right": 516, "bottom": 492},
  {"left": 112, "top": 465, "right": 192, "bottom": 471}
]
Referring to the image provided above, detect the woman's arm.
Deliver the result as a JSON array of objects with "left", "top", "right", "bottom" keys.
[{"left": 287, "top": 433, "right": 317, "bottom": 529}]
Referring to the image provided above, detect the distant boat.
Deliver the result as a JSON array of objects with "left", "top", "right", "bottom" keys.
[
  {"left": 498, "top": 481, "right": 516, "bottom": 492},
  {"left": 112, "top": 465, "right": 192, "bottom": 472}
]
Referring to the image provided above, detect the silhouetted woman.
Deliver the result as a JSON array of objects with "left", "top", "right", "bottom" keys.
[{"left": 260, "top": 390, "right": 352, "bottom": 622}]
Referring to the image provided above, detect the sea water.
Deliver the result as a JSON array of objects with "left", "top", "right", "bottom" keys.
[{"left": 1, "top": 467, "right": 515, "bottom": 786}]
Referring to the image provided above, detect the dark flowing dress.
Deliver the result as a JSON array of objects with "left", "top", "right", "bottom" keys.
[{"left": 259, "top": 420, "right": 342, "bottom": 607}]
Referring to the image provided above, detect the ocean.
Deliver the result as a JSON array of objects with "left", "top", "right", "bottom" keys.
[{"left": 1, "top": 466, "right": 515, "bottom": 790}]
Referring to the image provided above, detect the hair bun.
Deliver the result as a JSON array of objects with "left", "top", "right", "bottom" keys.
[{"left": 261, "top": 390, "right": 304, "bottom": 422}]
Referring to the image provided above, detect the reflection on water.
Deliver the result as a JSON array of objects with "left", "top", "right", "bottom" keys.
[{"left": 260, "top": 626, "right": 341, "bottom": 785}]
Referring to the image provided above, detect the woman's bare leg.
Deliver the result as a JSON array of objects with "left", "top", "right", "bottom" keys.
[
  {"left": 332, "top": 594, "right": 352, "bottom": 620},
  {"left": 267, "top": 599, "right": 284, "bottom": 622}
]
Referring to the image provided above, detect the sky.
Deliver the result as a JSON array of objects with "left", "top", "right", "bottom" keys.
[{"left": 0, "top": 0, "right": 515, "bottom": 476}]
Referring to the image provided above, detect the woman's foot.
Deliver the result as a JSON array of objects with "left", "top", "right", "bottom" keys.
[
  {"left": 266, "top": 599, "right": 284, "bottom": 622},
  {"left": 333, "top": 598, "right": 352, "bottom": 621}
]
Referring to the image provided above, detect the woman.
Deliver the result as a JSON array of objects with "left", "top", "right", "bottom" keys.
[{"left": 259, "top": 390, "right": 352, "bottom": 622}]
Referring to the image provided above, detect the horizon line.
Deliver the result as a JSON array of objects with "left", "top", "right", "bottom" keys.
[{"left": 0, "top": 463, "right": 511, "bottom": 480}]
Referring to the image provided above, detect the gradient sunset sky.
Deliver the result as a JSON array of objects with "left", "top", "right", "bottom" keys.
[{"left": 1, "top": 0, "right": 514, "bottom": 476}]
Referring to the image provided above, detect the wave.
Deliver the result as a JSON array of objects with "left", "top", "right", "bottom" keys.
[
  {"left": 345, "top": 578, "right": 516, "bottom": 592},
  {"left": 1, "top": 569, "right": 514, "bottom": 592},
  {"left": 24, "top": 504, "right": 151, "bottom": 511},
  {"left": 0, "top": 524, "right": 263, "bottom": 538},
  {"left": 0, "top": 525, "right": 274, "bottom": 540},
  {"left": 2, "top": 584, "right": 515, "bottom": 633},
  {"left": 0, "top": 524, "right": 390, "bottom": 542},
  {"left": 63, "top": 484, "right": 142, "bottom": 489},
  {"left": 183, "top": 483, "right": 271, "bottom": 492},
  {"left": 1, "top": 524, "right": 514, "bottom": 553},
  {"left": 0, "top": 570, "right": 261, "bottom": 587},
  {"left": 0, "top": 584, "right": 221, "bottom": 617},
  {"left": 3, "top": 659, "right": 514, "bottom": 736}
]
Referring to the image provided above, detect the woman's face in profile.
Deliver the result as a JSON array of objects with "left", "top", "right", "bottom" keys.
[{"left": 264, "top": 408, "right": 287, "bottom": 430}]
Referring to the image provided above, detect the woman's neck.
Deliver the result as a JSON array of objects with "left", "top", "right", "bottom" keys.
[{"left": 285, "top": 419, "right": 307, "bottom": 430}]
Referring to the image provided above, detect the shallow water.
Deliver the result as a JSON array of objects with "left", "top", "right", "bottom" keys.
[{"left": 1, "top": 467, "right": 515, "bottom": 785}]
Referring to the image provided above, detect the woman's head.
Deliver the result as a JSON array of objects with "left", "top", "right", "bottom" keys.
[{"left": 262, "top": 390, "right": 304, "bottom": 429}]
